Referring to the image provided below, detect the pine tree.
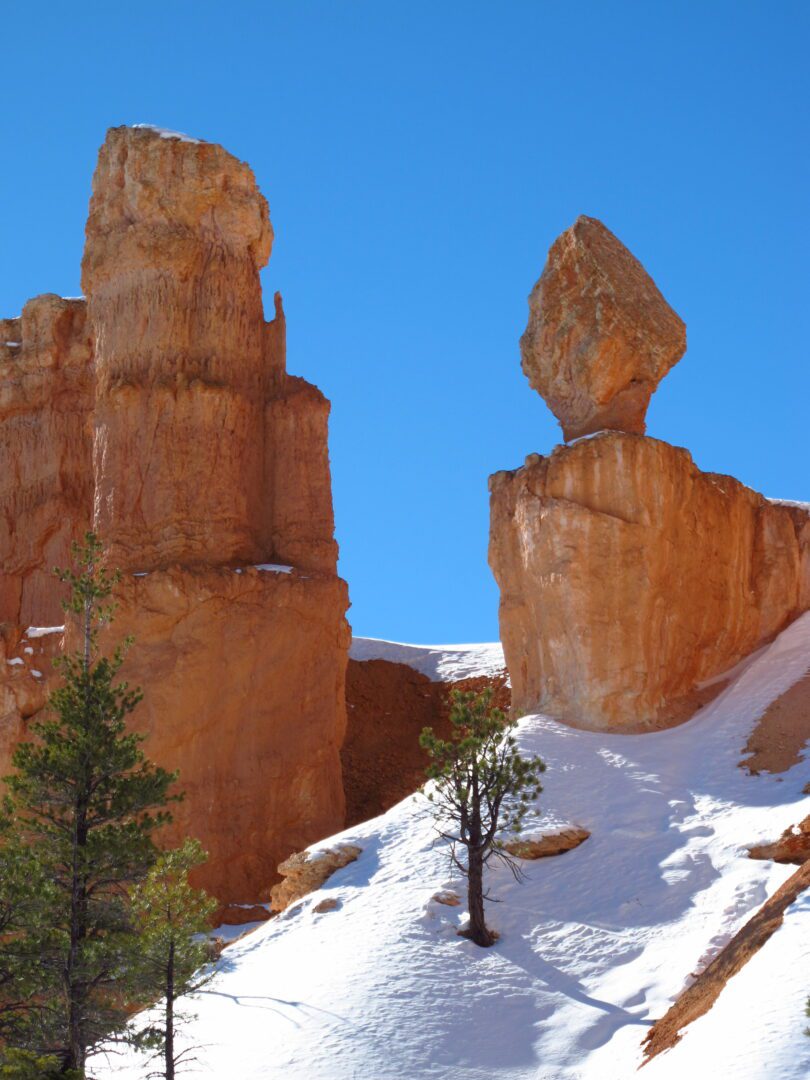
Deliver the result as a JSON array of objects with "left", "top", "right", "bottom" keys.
[
  {"left": 129, "top": 839, "right": 218, "bottom": 1079},
  {"left": 0, "top": 533, "right": 179, "bottom": 1075},
  {"left": 0, "top": 816, "right": 60, "bottom": 1076},
  {"left": 420, "top": 689, "right": 545, "bottom": 947}
]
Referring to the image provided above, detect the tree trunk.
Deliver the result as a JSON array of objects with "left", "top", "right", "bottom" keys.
[
  {"left": 466, "top": 847, "right": 494, "bottom": 947},
  {"left": 165, "top": 940, "right": 175, "bottom": 1080}
]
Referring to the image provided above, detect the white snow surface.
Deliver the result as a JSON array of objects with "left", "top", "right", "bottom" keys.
[
  {"left": 93, "top": 615, "right": 810, "bottom": 1080},
  {"left": 350, "top": 636, "right": 506, "bottom": 682},
  {"left": 130, "top": 123, "right": 202, "bottom": 144},
  {"left": 768, "top": 496, "right": 810, "bottom": 511},
  {"left": 23, "top": 625, "right": 64, "bottom": 638}
]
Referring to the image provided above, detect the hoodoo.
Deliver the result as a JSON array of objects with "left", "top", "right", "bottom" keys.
[
  {"left": 490, "top": 218, "right": 810, "bottom": 729},
  {"left": 0, "top": 126, "right": 350, "bottom": 902}
]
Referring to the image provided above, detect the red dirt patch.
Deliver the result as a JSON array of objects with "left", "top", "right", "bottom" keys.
[{"left": 740, "top": 672, "right": 810, "bottom": 775}]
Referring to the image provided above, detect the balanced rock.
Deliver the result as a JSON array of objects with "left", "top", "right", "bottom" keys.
[
  {"left": 520, "top": 216, "right": 686, "bottom": 441},
  {"left": 489, "top": 432, "right": 810, "bottom": 729}
]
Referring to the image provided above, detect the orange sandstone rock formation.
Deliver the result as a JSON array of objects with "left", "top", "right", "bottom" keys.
[
  {"left": 520, "top": 216, "right": 686, "bottom": 441},
  {"left": 0, "top": 126, "right": 350, "bottom": 902},
  {"left": 489, "top": 431, "right": 810, "bottom": 728},
  {"left": 106, "top": 566, "right": 349, "bottom": 902},
  {"left": 0, "top": 295, "right": 92, "bottom": 626}
]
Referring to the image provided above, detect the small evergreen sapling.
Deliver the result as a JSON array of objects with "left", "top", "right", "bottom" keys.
[
  {"left": 0, "top": 533, "right": 179, "bottom": 1075},
  {"left": 129, "top": 839, "right": 218, "bottom": 1080},
  {"left": 420, "top": 689, "right": 545, "bottom": 947}
]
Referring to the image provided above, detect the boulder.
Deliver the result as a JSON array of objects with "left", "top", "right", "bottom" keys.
[
  {"left": 489, "top": 431, "right": 810, "bottom": 729},
  {"left": 520, "top": 216, "right": 686, "bottom": 441},
  {"left": 269, "top": 843, "right": 362, "bottom": 912},
  {"left": 504, "top": 827, "right": 590, "bottom": 860}
]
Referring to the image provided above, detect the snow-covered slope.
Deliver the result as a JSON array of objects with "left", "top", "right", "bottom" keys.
[
  {"left": 94, "top": 617, "right": 810, "bottom": 1080},
  {"left": 349, "top": 636, "right": 506, "bottom": 681}
]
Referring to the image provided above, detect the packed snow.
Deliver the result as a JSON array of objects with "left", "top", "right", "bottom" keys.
[
  {"left": 350, "top": 636, "right": 506, "bottom": 682},
  {"left": 93, "top": 616, "right": 810, "bottom": 1080}
]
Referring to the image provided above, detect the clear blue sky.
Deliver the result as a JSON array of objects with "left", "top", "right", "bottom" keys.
[{"left": 1, "top": 2, "right": 808, "bottom": 643}]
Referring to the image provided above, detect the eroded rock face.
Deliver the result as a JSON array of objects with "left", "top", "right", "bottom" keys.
[
  {"left": 102, "top": 566, "right": 349, "bottom": 902},
  {"left": 0, "top": 295, "right": 92, "bottom": 626},
  {"left": 489, "top": 432, "right": 810, "bottom": 729},
  {"left": 520, "top": 216, "right": 686, "bottom": 441},
  {"left": 0, "top": 126, "right": 350, "bottom": 902}
]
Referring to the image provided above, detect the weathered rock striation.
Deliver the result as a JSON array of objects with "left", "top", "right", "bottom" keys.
[
  {"left": 0, "top": 125, "right": 349, "bottom": 901},
  {"left": 520, "top": 216, "right": 686, "bottom": 441},
  {"left": 490, "top": 432, "right": 810, "bottom": 729},
  {"left": 0, "top": 295, "right": 92, "bottom": 626}
]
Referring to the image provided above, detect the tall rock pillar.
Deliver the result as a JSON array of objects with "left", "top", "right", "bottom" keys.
[{"left": 81, "top": 125, "right": 273, "bottom": 569}]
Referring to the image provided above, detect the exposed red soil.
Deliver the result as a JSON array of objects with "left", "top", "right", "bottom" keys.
[
  {"left": 642, "top": 858, "right": 810, "bottom": 1063},
  {"left": 740, "top": 672, "right": 810, "bottom": 775},
  {"left": 342, "top": 658, "right": 510, "bottom": 827}
]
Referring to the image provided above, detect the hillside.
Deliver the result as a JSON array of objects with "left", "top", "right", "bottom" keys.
[{"left": 92, "top": 616, "right": 810, "bottom": 1079}]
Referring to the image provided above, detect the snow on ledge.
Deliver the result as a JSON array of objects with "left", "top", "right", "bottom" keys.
[
  {"left": 24, "top": 625, "right": 64, "bottom": 639},
  {"left": 767, "top": 496, "right": 810, "bottom": 511},
  {"left": 130, "top": 123, "right": 202, "bottom": 144},
  {"left": 233, "top": 564, "right": 294, "bottom": 576},
  {"left": 349, "top": 637, "right": 506, "bottom": 683}
]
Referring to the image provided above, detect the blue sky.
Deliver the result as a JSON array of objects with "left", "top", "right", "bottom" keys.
[{"left": 1, "top": 2, "right": 807, "bottom": 642}]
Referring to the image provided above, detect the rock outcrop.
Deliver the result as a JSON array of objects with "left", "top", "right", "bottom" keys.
[
  {"left": 748, "top": 815, "right": 810, "bottom": 865},
  {"left": 504, "top": 827, "right": 590, "bottom": 860},
  {"left": 520, "top": 216, "right": 686, "bottom": 441},
  {"left": 490, "top": 431, "right": 810, "bottom": 728},
  {"left": 269, "top": 843, "right": 363, "bottom": 912},
  {"left": 643, "top": 857, "right": 810, "bottom": 1062},
  {"left": 0, "top": 126, "right": 350, "bottom": 902}
]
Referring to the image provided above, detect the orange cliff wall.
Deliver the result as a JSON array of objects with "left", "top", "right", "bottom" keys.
[
  {"left": 0, "top": 126, "right": 350, "bottom": 903},
  {"left": 0, "top": 296, "right": 92, "bottom": 627}
]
